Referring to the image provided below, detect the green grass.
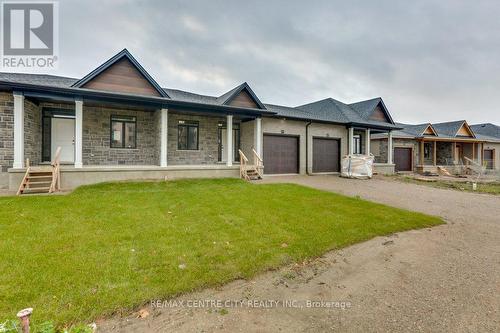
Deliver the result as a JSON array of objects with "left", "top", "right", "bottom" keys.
[
  {"left": 0, "top": 179, "right": 443, "bottom": 327},
  {"left": 395, "top": 176, "right": 500, "bottom": 195}
]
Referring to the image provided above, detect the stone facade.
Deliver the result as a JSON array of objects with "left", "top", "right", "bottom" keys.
[
  {"left": 373, "top": 138, "right": 420, "bottom": 169},
  {"left": 436, "top": 142, "right": 453, "bottom": 165},
  {"left": 240, "top": 120, "right": 255, "bottom": 159},
  {"left": 24, "top": 98, "right": 42, "bottom": 166},
  {"left": 82, "top": 105, "right": 159, "bottom": 165},
  {"left": 167, "top": 112, "right": 225, "bottom": 165},
  {"left": 0, "top": 93, "right": 41, "bottom": 172},
  {"left": 0, "top": 92, "right": 14, "bottom": 172}
]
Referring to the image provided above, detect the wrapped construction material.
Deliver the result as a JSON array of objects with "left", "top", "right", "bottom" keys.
[{"left": 341, "top": 154, "right": 374, "bottom": 179}]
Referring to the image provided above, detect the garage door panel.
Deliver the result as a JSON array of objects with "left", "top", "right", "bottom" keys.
[
  {"left": 394, "top": 147, "right": 412, "bottom": 172},
  {"left": 263, "top": 135, "right": 299, "bottom": 174},
  {"left": 313, "top": 138, "right": 340, "bottom": 173}
]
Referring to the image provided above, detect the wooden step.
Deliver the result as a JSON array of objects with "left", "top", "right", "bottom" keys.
[
  {"left": 21, "top": 187, "right": 51, "bottom": 194},
  {"left": 27, "top": 181, "right": 52, "bottom": 186},
  {"left": 29, "top": 172, "right": 52, "bottom": 176}
]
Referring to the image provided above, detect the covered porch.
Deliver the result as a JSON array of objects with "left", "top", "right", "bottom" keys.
[
  {"left": 8, "top": 91, "right": 266, "bottom": 190},
  {"left": 415, "top": 138, "right": 484, "bottom": 174},
  {"left": 347, "top": 126, "right": 396, "bottom": 174}
]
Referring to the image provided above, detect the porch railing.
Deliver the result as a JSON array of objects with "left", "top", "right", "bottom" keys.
[
  {"left": 238, "top": 149, "right": 250, "bottom": 181},
  {"left": 252, "top": 148, "right": 264, "bottom": 179},
  {"left": 49, "top": 146, "right": 62, "bottom": 193}
]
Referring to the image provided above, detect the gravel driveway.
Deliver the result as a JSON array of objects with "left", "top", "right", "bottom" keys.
[{"left": 100, "top": 175, "right": 500, "bottom": 333}]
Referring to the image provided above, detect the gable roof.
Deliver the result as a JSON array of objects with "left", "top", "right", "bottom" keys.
[
  {"left": 297, "top": 97, "right": 398, "bottom": 129},
  {"left": 72, "top": 49, "right": 169, "bottom": 98},
  {"left": 433, "top": 120, "right": 475, "bottom": 138},
  {"left": 422, "top": 124, "right": 437, "bottom": 135},
  {"left": 349, "top": 97, "right": 394, "bottom": 124},
  {"left": 471, "top": 123, "right": 500, "bottom": 139},
  {"left": 217, "top": 82, "right": 266, "bottom": 109},
  {"left": 374, "top": 120, "right": 482, "bottom": 140}
]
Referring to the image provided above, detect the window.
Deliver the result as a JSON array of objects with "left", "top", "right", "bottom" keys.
[
  {"left": 111, "top": 115, "right": 136, "bottom": 148},
  {"left": 178, "top": 120, "right": 199, "bottom": 150},
  {"left": 353, "top": 135, "right": 361, "bottom": 154}
]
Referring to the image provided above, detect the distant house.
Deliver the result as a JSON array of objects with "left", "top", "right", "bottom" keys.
[
  {"left": 471, "top": 123, "right": 500, "bottom": 170},
  {"left": 372, "top": 121, "right": 500, "bottom": 173},
  {"left": 0, "top": 49, "right": 398, "bottom": 190}
]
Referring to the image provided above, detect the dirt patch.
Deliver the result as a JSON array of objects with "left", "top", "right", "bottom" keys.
[{"left": 98, "top": 175, "right": 500, "bottom": 332}]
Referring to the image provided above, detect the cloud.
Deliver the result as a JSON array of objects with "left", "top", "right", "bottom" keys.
[{"left": 49, "top": 0, "right": 500, "bottom": 123}]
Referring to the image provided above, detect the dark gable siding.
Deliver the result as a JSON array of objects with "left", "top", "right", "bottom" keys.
[
  {"left": 82, "top": 58, "right": 161, "bottom": 97},
  {"left": 369, "top": 105, "right": 390, "bottom": 123},
  {"left": 228, "top": 90, "right": 259, "bottom": 109}
]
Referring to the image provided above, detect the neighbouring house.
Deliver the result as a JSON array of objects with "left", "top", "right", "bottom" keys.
[
  {"left": 371, "top": 120, "right": 500, "bottom": 173},
  {"left": 0, "top": 49, "right": 399, "bottom": 190},
  {"left": 471, "top": 123, "right": 500, "bottom": 170}
]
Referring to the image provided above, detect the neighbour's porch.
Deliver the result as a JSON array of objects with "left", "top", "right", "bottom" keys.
[{"left": 415, "top": 138, "right": 484, "bottom": 174}]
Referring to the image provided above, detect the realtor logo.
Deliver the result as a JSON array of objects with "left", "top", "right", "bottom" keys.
[{"left": 1, "top": 1, "right": 58, "bottom": 69}]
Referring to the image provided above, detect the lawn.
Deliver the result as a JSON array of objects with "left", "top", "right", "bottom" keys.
[
  {"left": 0, "top": 179, "right": 443, "bottom": 328},
  {"left": 395, "top": 176, "right": 500, "bottom": 195}
]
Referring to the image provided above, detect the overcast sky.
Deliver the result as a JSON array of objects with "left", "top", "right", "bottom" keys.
[{"left": 45, "top": 1, "right": 500, "bottom": 124}]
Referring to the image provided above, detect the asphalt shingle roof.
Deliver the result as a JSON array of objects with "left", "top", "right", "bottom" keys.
[
  {"left": 432, "top": 120, "right": 468, "bottom": 137},
  {"left": 471, "top": 123, "right": 500, "bottom": 139},
  {"left": 0, "top": 72, "right": 397, "bottom": 129}
]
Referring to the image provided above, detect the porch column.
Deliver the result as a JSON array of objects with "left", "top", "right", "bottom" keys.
[
  {"left": 226, "top": 115, "right": 233, "bottom": 166},
  {"left": 365, "top": 128, "right": 371, "bottom": 156},
  {"left": 160, "top": 108, "right": 168, "bottom": 167},
  {"left": 13, "top": 92, "right": 24, "bottom": 168},
  {"left": 433, "top": 141, "right": 437, "bottom": 166},
  {"left": 254, "top": 117, "right": 262, "bottom": 156},
  {"left": 74, "top": 98, "right": 83, "bottom": 168},
  {"left": 348, "top": 127, "right": 354, "bottom": 155},
  {"left": 387, "top": 131, "right": 393, "bottom": 164},
  {"left": 419, "top": 141, "right": 424, "bottom": 165},
  {"left": 477, "top": 143, "right": 482, "bottom": 165}
]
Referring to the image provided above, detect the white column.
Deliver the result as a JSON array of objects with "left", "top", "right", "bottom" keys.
[
  {"left": 226, "top": 115, "right": 233, "bottom": 166},
  {"left": 254, "top": 117, "right": 262, "bottom": 156},
  {"left": 365, "top": 128, "right": 371, "bottom": 156},
  {"left": 348, "top": 127, "right": 354, "bottom": 155},
  {"left": 13, "top": 92, "right": 25, "bottom": 168},
  {"left": 388, "top": 131, "right": 393, "bottom": 164},
  {"left": 160, "top": 108, "right": 168, "bottom": 167},
  {"left": 74, "top": 98, "right": 83, "bottom": 168}
]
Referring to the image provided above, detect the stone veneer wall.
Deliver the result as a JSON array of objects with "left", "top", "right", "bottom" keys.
[
  {"left": 167, "top": 112, "right": 225, "bottom": 165},
  {"left": 240, "top": 120, "right": 255, "bottom": 159},
  {"left": 0, "top": 92, "right": 41, "bottom": 171},
  {"left": 436, "top": 142, "right": 453, "bottom": 165},
  {"left": 0, "top": 92, "right": 14, "bottom": 172},
  {"left": 82, "top": 106, "right": 159, "bottom": 165},
  {"left": 24, "top": 98, "right": 42, "bottom": 166},
  {"left": 374, "top": 138, "right": 420, "bottom": 169}
]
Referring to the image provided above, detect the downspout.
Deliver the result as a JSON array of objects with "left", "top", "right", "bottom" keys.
[{"left": 306, "top": 121, "right": 312, "bottom": 175}]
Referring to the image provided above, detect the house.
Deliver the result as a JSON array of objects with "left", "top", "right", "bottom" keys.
[
  {"left": 0, "top": 49, "right": 398, "bottom": 190},
  {"left": 470, "top": 123, "right": 500, "bottom": 170},
  {"left": 371, "top": 120, "right": 500, "bottom": 173}
]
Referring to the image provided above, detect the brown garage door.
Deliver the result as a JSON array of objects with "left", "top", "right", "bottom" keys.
[
  {"left": 313, "top": 138, "right": 340, "bottom": 173},
  {"left": 394, "top": 147, "right": 412, "bottom": 172},
  {"left": 263, "top": 134, "right": 299, "bottom": 174}
]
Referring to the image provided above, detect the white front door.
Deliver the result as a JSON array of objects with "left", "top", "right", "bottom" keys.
[{"left": 51, "top": 118, "right": 75, "bottom": 163}]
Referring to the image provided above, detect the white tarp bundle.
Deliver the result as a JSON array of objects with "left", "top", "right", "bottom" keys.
[{"left": 341, "top": 154, "right": 374, "bottom": 179}]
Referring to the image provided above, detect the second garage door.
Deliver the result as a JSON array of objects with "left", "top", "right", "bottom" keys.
[
  {"left": 313, "top": 138, "right": 340, "bottom": 173},
  {"left": 394, "top": 147, "right": 412, "bottom": 172},
  {"left": 263, "top": 134, "right": 299, "bottom": 174}
]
